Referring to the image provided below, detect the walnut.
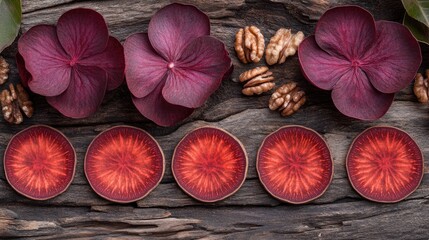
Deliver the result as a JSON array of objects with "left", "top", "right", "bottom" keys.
[
  {"left": 269, "top": 82, "right": 306, "bottom": 116},
  {"left": 234, "top": 26, "right": 265, "bottom": 64},
  {"left": 239, "top": 66, "right": 275, "bottom": 96},
  {"left": 265, "top": 28, "right": 304, "bottom": 65},
  {"left": 1, "top": 87, "right": 22, "bottom": 124},
  {"left": 1, "top": 83, "right": 33, "bottom": 124},
  {"left": 414, "top": 70, "right": 429, "bottom": 103},
  {"left": 0, "top": 56, "right": 9, "bottom": 85},
  {"left": 16, "top": 84, "right": 34, "bottom": 118}
]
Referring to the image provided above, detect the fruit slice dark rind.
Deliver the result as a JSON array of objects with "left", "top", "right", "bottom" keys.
[
  {"left": 346, "top": 126, "right": 423, "bottom": 203},
  {"left": 172, "top": 126, "right": 248, "bottom": 202},
  {"left": 4, "top": 125, "right": 76, "bottom": 200},
  {"left": 85, "top": 126, "right": 164, "bottom": 203},
  {"left": 257, "top": 125, "right": 333, "bottom": 204}
]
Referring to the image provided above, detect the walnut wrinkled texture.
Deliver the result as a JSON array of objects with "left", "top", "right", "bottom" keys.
[
  {"left": 239, "top": 66, "right": 275, "bottom": 96},
  {"left": 265, "top": 28, "right": 304, "bottom": 65},
  {"left": 0, "top": 56, "right": 10, "bottom": 85},
  {"left": 16, "top": 84, "right": 34, "bottom": 118},
  {"left": 414, "top": 70, "right": 429, "bottom": 103},
  {"left": 234, "top": 26, "right": 265, "bottom": 64},
  {"left": 269, "top": 82, "right": 306, "bottom": 117},
  {"left": 1, "top": 83, "right": 33, "bottom": 124}
]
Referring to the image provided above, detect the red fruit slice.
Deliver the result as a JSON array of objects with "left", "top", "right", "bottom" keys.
[
  {"left": 257, "top": 125, "right": 333, "bottom": 204},
  {"left": 346, "top": 126, "right": 423, "bottom": 203},
  {"left": 85, "top": 126, "right": 164, "bottom": 203},
  {"left": 172, "top": 127, "right": 248, "bottom": 202},
  {"left": 4, "top": 125, "right": 76, "bottom": 200}
]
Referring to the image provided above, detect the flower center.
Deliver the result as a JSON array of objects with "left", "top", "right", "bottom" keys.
[
  {"left": 69, "top": 57, "right": 79, "bottom": 67},
  {"left": 351, "top": 59, "right": 361, "bottom": 68},
  {"left": 168, "top": 62, "right": 175, "bottom": 69}
]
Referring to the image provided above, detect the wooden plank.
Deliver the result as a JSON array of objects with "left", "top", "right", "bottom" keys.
[
  {"left": 1, "top": 174, "right": 429, "bottom": 208},
  {"left": 22, "top": 0, "right": 75, "bottom": 13},
  {"left": 0, "top": 0, "right": 428, "bottom": 238},
  {"left": 0, "top": 101, "right": 428, "bottom": 183},
  {"left": 21, "top": 0, "right": 245, "bottom": 40},
  {"left": 1, "top": 199, "right": 429, "bottom": 239}
]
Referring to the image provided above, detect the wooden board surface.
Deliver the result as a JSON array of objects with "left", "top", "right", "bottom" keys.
[{"left": 1, "top": 0, "right": 429, "bottom": 239}]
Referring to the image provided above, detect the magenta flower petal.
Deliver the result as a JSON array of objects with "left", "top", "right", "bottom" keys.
[
  {"left": 47, "top": 66, "right": 107, "bottom": 118},
  {"left": 315, "top": 6, "right": 376, "bottom": 60},
  {"left": 80, "top": 36, "right": 125, "bottom": 91},
  {"left": 124, "top": 33, "right": 167, "bottom": 98},
  {"left": 132, "top": 80, "right": 194, "bottom": 127},
  {"left": 223, "top": 65, "right": 234, "bottom": 82},
  {"left": 331, "top": 68, "right": 394, "bottom": 120},
  {"left": 18, "top": 25, "right": 71, "bottom": 96},
  {"left": 125, "top": 3, "right": 231, "bottom": 126},
  {"left": 17, "top": 8, "right": 124, "bottom": 119},
  {"left": 298, "top": 36, "right": 350, "bottom": 90},
  {"left": 56, "top": 8, "right": 109, "bottom": 59},
  {"left": 361, "top": 21, "right": 422, "bottom": 93},
  {"left": 148, "top": 3, "right": 210, "bottom": 60},
  {"left": 16, "top": 53, "right": 31, "bottom": 87},
  {"left": 163, "top": 36, "right": 231, "bottom": 108},
  {"left": 299, "top": 5, "right": 421, "bottom": 120}
]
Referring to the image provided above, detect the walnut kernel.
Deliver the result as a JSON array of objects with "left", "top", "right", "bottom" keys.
[
  {"left": 234, "top": 26, "right": 265, "bottom": 64},
  {"left": 269, "top": 82, "right": 306, "bottom": 116},
  {"left": 16, "top": 84, "right": 34, "bottom": 118},
  {"left": 265, "top": 28, "right": 304, "bottom": 65},
  {"left": 0, "top": 83, "right": 33, "bottom": 124},
  {"left": 239, "top": 66, "right": 275, "bottom": 96},
  {"left": 414, "top": 70, "right": 429, "bottom": 103},
  {"left": 0, "top": 56, "right": 10, "bottom": 85}
]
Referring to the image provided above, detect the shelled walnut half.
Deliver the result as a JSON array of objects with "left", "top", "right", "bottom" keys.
[
  {"left": 234, "top": 26, "right": 265, "bottom": 64},
  {"left": 0, "top": 56, "right": 9, "bottom": 85},
  {"left": 1, "top": 83, "right": 33, "bottom": 124},
  {"left": 269, "top": 82, "right": 306, "bottom": 117},
  {"left": 265, "top": 28, "right": 304, "bottom": 65},
  {"left": 239, "top": 66, "right": 275, "bottom": 96},
  {"left": 414, "top": 70, "right": 429, "bottom": 103}
]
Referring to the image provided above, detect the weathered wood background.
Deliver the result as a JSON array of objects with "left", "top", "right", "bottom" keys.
[{"left": 1, "top": 0, "right": 428, "bottom": 239}]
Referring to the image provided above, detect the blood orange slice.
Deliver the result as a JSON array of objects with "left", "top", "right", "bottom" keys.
[
  {"left": 172, "top": 127, "right": 248, "bottom": 202},
  {"left": 257, "top": 125, "right": 333, "bottom": 204},
  {"left": 347, "top": 126, "right": 423, "bottom": 203},
  {"left": 4, "top": 125, "right": 76, "bottom": 200},
  {"left": 85, "top": 126, "right": 164, "bottom": 203}
]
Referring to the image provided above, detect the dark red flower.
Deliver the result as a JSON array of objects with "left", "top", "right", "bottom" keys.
[
  {"left": 298, "top": 6, "right": 421, "bottom": 120},
  {"left": 124, "top": 3, "right": 232, "bottom": 127},
  {"left": 17, "top": 8, "right": 125, "bottom": 118}
]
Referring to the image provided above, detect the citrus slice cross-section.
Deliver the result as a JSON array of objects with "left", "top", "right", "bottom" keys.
[
  {"left": 347, "top": 126, "right": 423, "bottom": 203},
  {"left": 172, "top": 127, "right": 248, "bottom": 202},
  {"left": 257, "top": 125, "right": 333, "bottom": 204},
  {"left": 85, "top": 126, "right": 164, "bottom": 203},
  {"left": 4, "top": 125, "right": 76, "bottom": 200}
]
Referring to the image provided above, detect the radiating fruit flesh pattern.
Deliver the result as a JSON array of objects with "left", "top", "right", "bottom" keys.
[
  {"left": 85, "top": 126, "right": 164, "bottom": 203},
  {"left": 257, "top": 126, "right": 333, "bottom": 204},
  {"left": 347, "top": 126, "right": 423, "bottom": 203},
  {"left": 172, "top": 127, "right": 247, "bottom": 202},
  {"left": 4, "top": 125, "right": 76, "bottom": 200}
]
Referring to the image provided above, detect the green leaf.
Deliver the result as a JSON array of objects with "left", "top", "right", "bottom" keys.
[
  {"left": 403, "top": 13, "right": 429, "bottom": 45},
  {"left": 0, "top": 0, "right": 22, "bottom": 52},
  {"left": 402, "top": 0, "right": 429, "bottom": 27}
]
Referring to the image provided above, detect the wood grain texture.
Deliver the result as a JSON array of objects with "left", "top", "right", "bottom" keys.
[{"left": 1, "top": 0, "right": 428, "bottom": 238}]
